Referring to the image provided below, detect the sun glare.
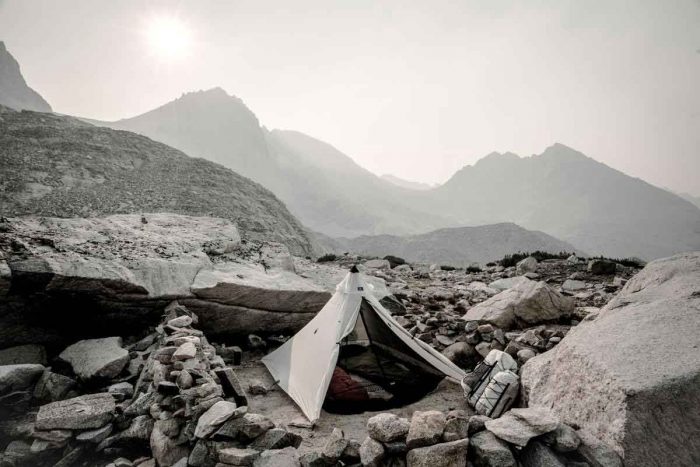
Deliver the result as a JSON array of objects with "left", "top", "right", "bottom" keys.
[{"left": 146, "top": 16, "right": 191, "bottom": 60}]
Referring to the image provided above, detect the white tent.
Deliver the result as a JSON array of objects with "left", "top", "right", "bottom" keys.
[{"left": 262, "top": 266, "right": 467, "bottom": 422}]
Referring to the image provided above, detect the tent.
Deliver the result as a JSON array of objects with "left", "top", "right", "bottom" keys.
[{"left": 262, "top": 266, "right": 467, "bottom": 422}]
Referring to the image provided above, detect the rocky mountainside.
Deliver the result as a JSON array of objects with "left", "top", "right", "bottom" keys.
[
  {"left": 421, "top": 144, "right": 700, "bottom": 259},
  {"left": 380, "top": 174, "right": 435, "bottom": 191},
  {"left": 322, "top": 223, "right": 581, "bottom": 266},
  {"left": 0, "top": 105, "right": 316, "bottom": 255},
  {"left": 0, "top": 42, "right": 51, "bottom": 112},
  {"left": 92, "top": 88, "right": 451, "bottom": 238}
]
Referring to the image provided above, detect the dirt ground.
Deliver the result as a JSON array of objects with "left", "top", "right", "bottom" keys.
[{"left": 236, "top": 355, "right": 472, "bottom": 453}]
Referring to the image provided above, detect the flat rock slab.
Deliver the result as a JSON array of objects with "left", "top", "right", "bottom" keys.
[
  {"left": 35, "top": 393, "right": 115, "bottom": 430},
  {"left": 191, "top": 262, "right": 330, "bottom": 313},
  {"left": 58, "top": 337, "right": 129, "bottom": 380},
  {"left": 485, "top": 407, "right": 559, "bottom": 447},
  {"left": 522, "top": 252, "right": 700, "bottom": 466},
  {"left": 406, "top": 438, "right": 469, "bottom": 467}
]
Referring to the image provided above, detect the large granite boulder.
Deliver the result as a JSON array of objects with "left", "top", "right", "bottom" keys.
[
  {"left": 464, "top": 279, "right": 574, "bottom": 329},
  {"left": 35, "top": 393, "right": 115, "bottom": 430},
  {"left": 521, "top": 252, "right": 700, "bottom": 466}
]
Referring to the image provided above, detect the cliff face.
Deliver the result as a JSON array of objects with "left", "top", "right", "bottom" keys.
[
  {"left": 0, "top": 41, "right": 52, "bottom": 112},
  {"left": 0, "top": 105, "right": 316, "bottom": 256}
]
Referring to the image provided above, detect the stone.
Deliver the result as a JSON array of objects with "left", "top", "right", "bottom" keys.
[
  {"left": 194, "top": 401, "right": 238, "bottom": 438},
  {"left": 406, "top": 410, "right": 446, "bottom": 449},
  {"left": 575, "top": 430, "right": 622, "bottom": 467},
  {"left": 177, "top": 370, "right": 194, "bottom": 389},
  {"left": 0, "top": 344, "right": 47, "bottom": 365},
  {"left": 516, "top": 257, "right": 538, "bottom": 275},
  {"left": 406, "top": 438, "right": 469, "bottom": 467},
  {"left": 322, "top": 428, "right": 347, "bottom": 462},
  {"left": 441, "top": 342, "right": 478, "bottom": 368},
  {"left": 519, "top": 441, "right": 566, "bottom": 467},
  {"left": 468, "top": 415, "right": 491, "bottom": 435},
  {"left": 168, "top": 315, "right": 193, "bottom": 328},
  {"left": 219, "top": 447, "right": 260, "bottom": 466},
  {"left": 248, "top": 380, "right": 268, "bottom": 395},
  {"left": 35, "top": 393, "right": 115, "bottom": 430},
  {"left": 488, "top": 276, "right": 529, "bottom": 292},
  {"left": 442, "top": 416, "right": 469, "bottom": 441},
  {"left": 342, "top": 438, "right": 361, "bottom": 462},
  {"left": 172, "top": 342, "right": 197, "bottom": 361},
  {"left": 32, "top": 428, "right": 72, "bottom": 445},
  {"left": 541, "top": 424, "right": 580, "bottom": 453},
  {"left": 521, "top": 252, "right": 700, "bottom": 466},
  {"left": 561, "top": 279, "right": 586, "bottom": 292},
  {"left": 366, "top": 413, "right": 410, "bottom": 443},
  {"left": 151, "top": 421, "right": 190, "bottom": 467},
  {"left": 215, "top": 413, "right": 273, "bottom": 442},
  {"left": 468, "top": 431, "right": 516, "bottom": 467},
  {"left": 250, "top": 428, "right": 302, "bottom": 450},
  {"left": 516, "top": 348, "right": 537, "bottom": 364},
  {"left": 99, "top": 415, "right": 154, "bottom": 449},
  {"left": 108, "top": 381, "right": 134, "bottom": 401},
  {"left": 364, "top": 259, "right": 391, "bottom": 270},
  {"left": 252, "top": 446, "right": 300, "bottom": 467},
  {"left": 58, "top": 337, "right": 129, "bottom": 380},
  {"left": 464, "top": 279, "right": 574, "bottom": 329},
  {"left": 298, "top": 451, "right": 327, "bottom": 467},
  {"left": 215, "top": 367, "right": 249, "bottom": 407},
  {"left": 587, "top": 259, "right": 616, "bottom": 275},
  {"left": 485, "top": 407, "right": 559, "bottom": 447},
  {"left": 0, "top": 364, "right": 45, "bottom": 395},
  {"left": 76, "top": 424, "right": 113, "bottom": 443},
  {"left": 359, "top": 437, "right": 385, "bottom": 467}
]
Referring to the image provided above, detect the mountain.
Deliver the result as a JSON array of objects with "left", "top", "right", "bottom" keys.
[
  {"left": 94, "top": 89, "right": 452, "bottom": 238},
  {"left": 422, "top": 143, "right": 700, "bottom": 259},
  {"left": 381, "top": 174, "right": 436, "bottom": 190},
  {"left": 0, "top": 105, "right": 316, "bottom": 255},
  {"left": 677, "top": 192, "right": 700, "bottom": 210},
  {"left": 0, "top": 41, "right": 51, "bottom": 112},
  {"left": 323, "top": 222, "right": 580, "bottom": 266}
]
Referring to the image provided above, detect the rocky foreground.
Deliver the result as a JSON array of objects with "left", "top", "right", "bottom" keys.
[{"left": 1, "top": 213, "right": 698, "bottom": 466}]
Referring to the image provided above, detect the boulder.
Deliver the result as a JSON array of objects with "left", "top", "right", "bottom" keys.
[
  {"left": 321, "top": 428, "right": 347, "bottom": 462},
  {"left": 521, "top": 252, "right": 700, "bottom": 466},
  {"left": 442, "top": 416, "right": 469, "bottom": 442},
  {"left": 468, "top": 431, "right": 515, "bottom": 467},
  {"left": 488, "top": 276, "right": 529, "bottom": 292},
  {"left": 516, "top": 257, "right": 538, "bottom": 275},
  {"left": 191, "top": 262, "right": 329, "bottom": 313},
  {"left": 35, "top": 393, "right": 115, "bottom": 430},
  {"left": 364, "top": 259, "right": 391, "bottom": 270},
  {"left": 58, "top": 337, "right": 129, "bottom": 380},
  {"left": 519, "top": 441, "right": 566, "bottom": 467},
  {"left": 219, "top": 447, "right": 260, "bottom": 466},
  {"left": 0, "top": 345, "right": 47, "bottom": 365},
  {"left": 441, "top": 342, "right": 478, "bottom": 368},
  {"left": 253, "top": 447, "right": 300, "bottom": 467},
  {"left": 366, "top": 413, "right": 410, "bottom": 443},
  {"left": 406, "top": 438, "right": 469, "bottom": 467},
  {"left": 575, "top": 429, "right": 622, "bottom": 467},
  {"left": 0, "top": 364, "right": 44, "bottom": 395},
  {"left": 464, "top": 279, "right": 574, "bottom": 329},
  {"left": 485, "top": 407, "right": 559, "bottom": 447},
  {"left": 540, "top": 424, "right": 580, "bottom": 453},
  {"left": 587, "top": 259, "right": 616, "bottom": 275},
  {"left": 359, "top": 437, "right": 385, "bottom": 467},
  {"left": 250, "top": 428, "right": 301, "bottom": 450},
  {"left": 33, "top": 370, "right": 77, "bottom": 402},
  {"left": 406, "top": 411, "right": 446, "bottom": 449},
  {"left": 561, "top": 279, "right": 586, "bottom": 292},
  {"left": 194, "top": 401, "right": 238, "bottom": 439}
]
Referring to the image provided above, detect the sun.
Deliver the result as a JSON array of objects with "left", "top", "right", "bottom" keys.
[{"left": 146, "top": 16, "right": 191, "bottom": 60}]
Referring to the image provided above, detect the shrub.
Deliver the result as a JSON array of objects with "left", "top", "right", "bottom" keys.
[
  {"left": 498, "top": 251, "right": 572, "bottom": 268},
  {"left": 440, "top": 265, "right": 456, "bottom": 271},
  {"left": 317, "top": 253, "right": 337, "bottom": 263},
  {"left": 466, "top": 265, "right": 482, "bottom": 273}
]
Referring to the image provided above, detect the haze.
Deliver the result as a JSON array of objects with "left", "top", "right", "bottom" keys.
[{"left": 1, "top": 0, "right": 698, "bottom": 194}]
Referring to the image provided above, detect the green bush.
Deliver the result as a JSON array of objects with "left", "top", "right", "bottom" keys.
[{"left": 498, "top": 251, "right": 572, "bottom": 268}]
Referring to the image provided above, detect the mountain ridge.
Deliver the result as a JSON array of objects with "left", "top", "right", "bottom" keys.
[{"left": 0, "top": 41, "right": 52, "bottom": 112}]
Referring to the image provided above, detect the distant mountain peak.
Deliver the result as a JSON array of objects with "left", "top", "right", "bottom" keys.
[
  {"left": 540, "top": 142, "right": 590, "bottom": 161},
  {"left": 0, "top": 41, "right": 52, "bottom": 112}
]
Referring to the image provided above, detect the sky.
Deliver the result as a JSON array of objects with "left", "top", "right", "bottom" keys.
[{"left": 1, "top": 0, "right": 699, "bottom": 195}]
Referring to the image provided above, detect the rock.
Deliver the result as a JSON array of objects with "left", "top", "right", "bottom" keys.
[
  {"left": 541, "top": 424, "right": 580, "bottom": 453},
  {"left": 298, "top": 451, "right": 327, "bottom": 467},
  {"left": 521, "top": 252, "right": 700, "bottom": 466},
  {"left": 561, "top": 279, "right": 586, "bottom": 292},
  {"left": 167, "top": 315, "right": 193, "bottom": 328},
  {"left": 176, "top": 369, "right": 194, "bottom": 389},
  {"left": 76, "top": 424, "right": 113, "bottom": 443},
  {"left": 250, "top": 428, "right": 302, "bottom": 450},
  {"left": 406, "top": 410, "right": 446, "bottom": 449},
  {"left": 0, "top": 364, "right": 44, "bottom": 395},
  {"left": 219, "top": 447, "right": 260, "bottom": 466},
  {"left": 469, "top": 431, "right": 516, "bottom": 467},
  {"left": 100, "top": 415, "right": 154, "bottom": 448},
  {"left": 575, "top": 429, "right": 622, "bottom": 467},
  {"left": 194, "top": 401, "right": 238, "bottom": 438},
  {"left": 0, "top": 345, "right": 47, "bottom": 365},
  {"left": 108, "top": 381, "right": 134, "bottom": 401},
  {"left": 150, "top": 421, "right": 190, "bottom": 467},
  {"left": 406, "top": 438, "right": 468, "bottom": 467},
  {"left": 587, "top": 259, "right": 616, "bottom": 275},
  {"left": 464, "top": 279, "right": 574, "bottom": 329},
  {"left": 35, "top": 393, "right": 115, "bottom": 430},
  {"left": 488, "top": 276, "right": 529, "bottom": 292},
  {"left": 32, "top": 370, "right": 76, "bottom": 402},
  {"left": 519, "top": 441, "right": 566, "bottom": 467},
  {"left": 468, "top": 415, "right": 491, "bottom": 436},
  {"left": 215, "top": 413, "right": 273, "bottom": 442},
  {"left": 516, "top": 348, "right": 536, "bottom": 364},
  {"left": 252, "top": 447, "right": 300, "bottom": 467},
  {"left": 322, "top": 428, "right": 347, "bottom": 462},
  {"left": 359, "top": 437, "right": 385, "bottom": 467},
  {"left": 172, "top": 342, "right": 197, "bottom": 361},
  {"left": 58, "top": 337, "right": 129, "bottom": 380},
  {"left": 442, "top": 416, "right": 469, "bottom": 442},
  {"left": 516, "top": 257, "right": 538, "bottom": 275},
  {"left": 441, "top": 342, "right": 478, "bottom": 368},
  {"left": 366, "top": 413, "right": 410, "bottom": 443},
  {"left": 484, "top": 407, "right": 559, "bottom": 447}
]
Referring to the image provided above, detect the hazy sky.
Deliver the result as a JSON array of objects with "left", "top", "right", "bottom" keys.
[{"left": 1, "top": 0, "right": 699, "bottom": 194}]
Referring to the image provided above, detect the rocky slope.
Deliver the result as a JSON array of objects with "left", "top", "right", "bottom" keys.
[
  {"left": 380, "top": 174, "right": 435, "bottom": 191},
  {"left": 322, "top": 223, "right": 581, "bottom": 266},
  {"left": 0, "top": 42, "right": 51, "bottom": 112},
  {"left": 0, "top": 105, "right": 316, "bottom": 255}
]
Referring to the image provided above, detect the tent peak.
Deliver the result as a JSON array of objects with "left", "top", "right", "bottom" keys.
[{"left": 350, "top": 264, "right": 359, "bottom": 273}]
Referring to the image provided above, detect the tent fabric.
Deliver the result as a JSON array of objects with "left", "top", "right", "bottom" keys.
[{"left": 262, "top": 269, "right": 467, "bottom": 422}]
